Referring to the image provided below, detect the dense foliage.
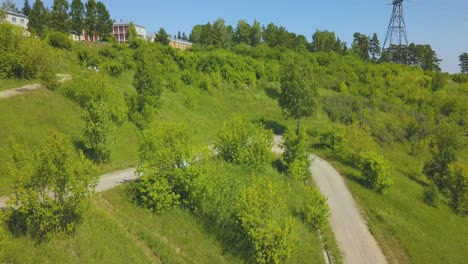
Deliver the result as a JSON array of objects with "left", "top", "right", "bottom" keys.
[{"left": 5, "top": 131, "right": 98, "bottom": 241}]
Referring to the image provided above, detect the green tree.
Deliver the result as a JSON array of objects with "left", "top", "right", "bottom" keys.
[
  {"left": 358, "top": 151, "right": 393, "bottom": 193},
  {"left": 6, "top": 131, "right": 98, "bottom": 241},
  {"left": 237, "top": 177, "right": 296, "bottom": 264},
  {"left": 96, "top": 1, "right": 112, "bottom": 38},
  {"left": 411, "top": 44, "right": 441, "bottom": 71},
  {"left": 352, "top": 32, "right": 370, "bottom": 61},
  {"left": 1, "top": 0, "right": 17, "bottom": 12},
  {"left": 282, "top": 129, "right": 311, "bottom": 182},
  {"left": 21, "top": 0, "right": 31, "bottom": 16},
  {"left": 234, "top": 19, "right": 250, "bottom": 45},
  {"left": 369, "top": 33, "right": 381, "bottom": 61},
  {"left": 250, "top": 20, "right": 262, "bottom": 46},
  {"left": 447, "top": 163, "right": 468, "bottom": 215},
  {"left": 125, "top": 22, "right": 138, "bottom": 41},
  {"left": 70, "top": 0, "right": 85, "bottom": 39},
  {"left": 215, "top": 116, "right": 272, "bottom": 171},
  {"left": 131, "top": 122, "right": 200, "bottom": 212},
  {"left": 83, "top": 101, "right": 116, "bottom": 163},
  {"left": 301, "top": 186, "right": 329, "bottom": 230},
  {"left": 279, "top": 58, "right": 319, "bottom": 134},
  {"left": 310, "top": 30, "right": 344, "bottom": 53},
  {"left": 459, "top": 52, "right": 468, "bottom": 74},
  {"left": 154, "top": 27, "right": 170, "bottom": 45},
  {"left": 50, "top": 0, "right": 70, "bottom": 33},
  {"left": 84, "top": 0, "right": 97, "bottom": 40},
  {"left": 212, "top": 18, "right": 233, "bottom": 48},
  {"left": 28, "top": 0, "right": 49, "bottom": 37},
  {"left": 424, "top": 121, "right": 464, "bottom": 189}
]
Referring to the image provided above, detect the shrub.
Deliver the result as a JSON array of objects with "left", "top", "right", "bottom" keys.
[
  {"left": 358, "top": 151, "right": 393, "bottom": 193},
  {"left": 423, "top": 181, "right": 441, "bottom": 208},
  {"left": 237, "top": 177, "right": 296, "bottom": 264},
  {"left": 6, "top": 131, "right": 97, "bottom": 241},
  {"left": 101, "top": 60, "right": 124, "bottom": 77},
  {"left": 47, "top": 31, "right": 72, "bottom": 50},
  {"left": 215, "top": 116, "right": 272, "bottom": 171},
  {"left": 130, "top": 176, "right": 180, "bottom": 213},
  {"left": 447, "top": 163, "right": 468, "bottom": 215},
  {"left": 282, "top": 129, "right": 311, "bottom": 181},
  {"left": 302, "top": 186, "right": 329, "bottom": 230}
]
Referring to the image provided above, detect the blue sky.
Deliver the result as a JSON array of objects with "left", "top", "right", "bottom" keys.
[{"left": 16, "top": 0, "right": 468, "bottom": 73}]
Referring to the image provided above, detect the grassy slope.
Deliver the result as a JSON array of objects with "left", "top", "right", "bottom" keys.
[
  {"left": 309, "top": 136, "right": 468, "bottom": 264},
  {"left": 0, "top": 79, "right": 38, "bottom": 91}
]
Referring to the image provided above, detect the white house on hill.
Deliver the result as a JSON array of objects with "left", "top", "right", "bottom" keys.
[{"left": 4, "top": 10, "right": 28, "bottom": 29}]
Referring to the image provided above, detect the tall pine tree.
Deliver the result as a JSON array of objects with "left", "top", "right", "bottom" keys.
[
  {"left": 21, "top": 0, "right": 32, "bottom": 16},
  {"left": 84, "top": 0, "right": 97, "bottom": 40},
  {"left": 96, "top": 1, "right": 112, "bottom": 38},
  {"left": 50, "top": 0, "right": 70, "bottom": 33},
  {"left": 70, "top": 0, "right": 85, "bottom": 38},
  {"left": 28, "top": 0, "right": 48, "bottom": 37}
]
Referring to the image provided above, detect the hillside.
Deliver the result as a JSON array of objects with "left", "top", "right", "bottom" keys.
[{"left": 1, "top": 22, "right": 467, "bottom": 263}]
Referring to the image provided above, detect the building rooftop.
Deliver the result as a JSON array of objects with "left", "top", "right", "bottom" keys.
[
  {"left": 169, "top": 38, "right": 193, "bottom": 46},
  {"left": 113, "top": 21, "right": 145, "bottom": 29},
  {"left": 6, "top": 10, "right": 28, "bottom": 19}
]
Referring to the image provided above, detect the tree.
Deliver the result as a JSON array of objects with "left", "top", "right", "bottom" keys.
[
  {"left": 234, "top": 19, "right": 250, "bottom": 45},
  {"left": 411, "top": 44, "right": 441, "bottom": 71},
  {"left": 424, "top": 121, "right": 464, "bottom": 189},
  {"left": 358, "top": 151, "right": 393, "bottom": 193},
  {"left": 250, "top": 20, "right": 262, "bottom": 46},
  {"left": 83, "top": 101, "right": 116, "bottom": 163},
  {"left": 369, "top": 33, "right": 381, "bottom": 62},
  {"left": 237, "top": 177, "right": 296, "bottom": 264},
  {"left": 84, "top": 0, "right": 97, "bottom": 40},
  {"left": 28, "top": 0, "right": 49, "bottom": 37},
  {"left": 125, "top": 22, "right": 138, "bottom": 41},
  {"left": 21, "top": 0, "right": 31, "bottom": 16},
  {"left": 447, "top": 163, "right": 468, "bottom": 215},
  {"left": 154, "top": 27, "right": 170, "bottom": 45},
  {"left": 309, "top": 30, "right": 343, "bottom": 53},
  {"left": 212, "top": 18, "right": 233, "bottom": 48},
  {"left": 459, "top": 52, "right": 468, "bottom": 74},
  {"left": 70, "top": 0, "right": 85, "bottom": 39},
  {"left": 352, "top": 32, "right": 370, "bottom": 61},
  {"left": 279, "top": 58, "right": 319, "bottom": 134},
  {"left": 215, "top": 116, "right": 272, "bottom": 171},
  {"left": 6, "top": 131, "right": 98, "bottom": 241},
  {"left": 1, "top": 0, "right": 17, "bottom": 12},
  {"left": 301, "top": 186, "right": 329, "bottom": 230},
  {"left": 96, "top": 1, "right": 112, "bottom": 38},
  {"left": 131, "top": 122, "right": 199, "bottom": 213},
  {"left": 50, "top": 0, "right": 70, "bottom": 33},
  {"left": 282, "top": 129, "right": 311, "bottom": 182}
]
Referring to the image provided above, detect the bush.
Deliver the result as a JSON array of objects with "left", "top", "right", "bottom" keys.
[
  {"left": 215, "top": 116, "right": 272, "bottom": 171},
  {"left": 282, "top": 129, "right": 311, "bottom": 181},
  {"left": 237, "top": 177, "right": 296, "bottom": 264},
  {"left": 130, "top": 176, "right": 180, "bottom": 213},
  {"left": 358, "top": 151, "right": 393, "bottom": 193},
  {"left": 423, "top": 181, "right": 441, "bottom": 208},
  {"left": 6, "top": 131, "right": 97, "bottom": 241},
  {"left": 101, "top": 60, "right": 124, "bottom": 77},
  {"left": 447, "top": 163, "right": 468, "bottom": 215},
  {"left": 302, "top": 186, "right": 329, "bottom": 230},
  {"left": 47, "top": 31, "right": 73, "bottom": 50}
]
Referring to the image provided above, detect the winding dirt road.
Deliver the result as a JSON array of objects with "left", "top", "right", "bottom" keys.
[
  {"left": 274, "top": 135, "right": 387, "bottom": 264},
  {"left": 0, "top": 74, "right": 72, "bottom": 99}
]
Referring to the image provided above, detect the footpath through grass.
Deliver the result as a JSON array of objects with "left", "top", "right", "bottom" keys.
[{"left": 0, "top": 79, "right": 38, "bottom": 91}]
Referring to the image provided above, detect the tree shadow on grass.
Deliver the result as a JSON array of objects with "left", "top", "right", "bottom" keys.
[
  {"left": 257, "top": 118, "right": 287, "bottom": 135},
  {"left": 263, "top": 82, "right": 281, "bottom": 100}
]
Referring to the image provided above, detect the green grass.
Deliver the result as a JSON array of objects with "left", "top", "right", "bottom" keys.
[
  {"left": 309, "top": 139, "right": 468, "bottom": 264},
  {"left": 0, "top": 78, "right": 39, "bottom": 91},
  {"left": 0, "top": 89, "right": 85, "bottom": 195}
]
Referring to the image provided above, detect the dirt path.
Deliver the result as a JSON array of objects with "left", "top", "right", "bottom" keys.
[
  {"left": 273, "top": 135, "right": 387, "bottom": 264},
  {"left": 0, "top": 74, "right": 71, "bottom": 99},
  {"left": 0, "top": 168, "right": 137, "bottom": 208}
]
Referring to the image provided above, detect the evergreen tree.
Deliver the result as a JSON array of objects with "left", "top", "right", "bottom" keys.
[
  {"left": 155, "top": 27, "right": 170, "bottom": 45},
  {"left": 28, "top": 0, "right": 48, "bottom": 37},
  {"left": 96, "top": 1, "right": 112, "bottom": 38},
  {"left": 249, "top": 20, "right": 262, "bottom": 46},
  {"left": 84, "top": 0, "right": 97, "bottom": 40},
  {"left": 50, "top": 0, "right": 70, "bottom": 33},
  {"left": 21, "top": 0, "right": 31, "bottom": 16},
  {"left": 352, "top": 32, "right": 370, "bottom": 61},
  {"left": 1, "top": 0, "right": 18, "bottom": 12},
  {"left": 369, "top": 33, "right": 381, "bottom": 62},
  {"left": 459, "top": 53, "right": 468, "bottom": 74},
  {"left": 70, "top": 0, "right": 85, "bottom": 38}
]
